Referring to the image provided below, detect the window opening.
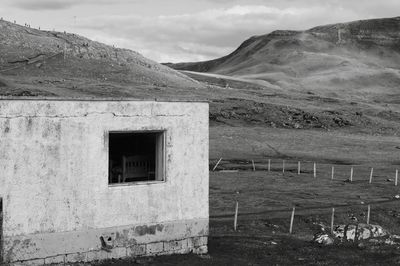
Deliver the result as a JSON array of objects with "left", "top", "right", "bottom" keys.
[{"left": 109, "top": 131, "right": 165, "bottom": 184}]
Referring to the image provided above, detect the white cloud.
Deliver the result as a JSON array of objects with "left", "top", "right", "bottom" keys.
[
  {"left": 8, "top": 0, "right": 397, "bottom": 62},
  {"left": 225, "top": 5, "right": 296, "bottom": 15},
  {"left": 75, "top": 4, "right": 360, "bottom": 62},
  {"left": 8, "top": 0, "right": 132, "bottom": 10}
]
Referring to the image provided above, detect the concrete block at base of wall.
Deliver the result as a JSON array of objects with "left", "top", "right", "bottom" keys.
[
  {"left": 4, "top": 236, "right": 208, "bottom": 265},
  {"left": 127, "top": 244, "right": 146, "bottom": 257},
  {"left": 4, "top": 218, "right": 209, "bottom": 263},
  {"left": 44, "top": 254, "right": 66, "bottom": 264},
  {"left": 193, "top": 245, "right": 208, "bottom": 254},
  {"left": 9, "top": 258, "right": 45, "bottom": 266},
  {"left": 145, "top": 242, "right": 164, "bottom": 254},
  {"left": 65, "top": 252, "right": 86, "bottom": 263},
  {"left": 107, "top": 247, "right": 127, "bottom": 259},
  {"left": 85, "top": 250, "right": 109, "bottom": 262},
  {"left": 188, "top": 236, "right": 208, "bottom": 248},
  {"left": 163, "top": 239, "right": 188, "bottom": 252}
]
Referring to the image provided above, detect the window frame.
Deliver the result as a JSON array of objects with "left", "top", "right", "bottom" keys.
[{"left": 107, "top": 129, "right": 167, "bottom": 187}]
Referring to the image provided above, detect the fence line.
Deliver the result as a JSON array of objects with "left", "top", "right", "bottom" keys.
[
  {"left": 210, "top": 197, "right": 399, "bottom": 219},
  {"left": 210, "top": 158, "right": 399, "bottom": 184},
  {"left": 224, "top": 197, "right": 399, "bottom": 235}
]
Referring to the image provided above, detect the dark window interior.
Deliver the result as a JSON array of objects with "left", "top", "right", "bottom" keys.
[{"left": 109, "top": 132, "right": 164, "bottom": 184}]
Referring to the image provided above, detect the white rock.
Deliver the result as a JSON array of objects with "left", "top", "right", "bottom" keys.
[{"left": 314, "top": 233, "right": 334, "bottom": 245}]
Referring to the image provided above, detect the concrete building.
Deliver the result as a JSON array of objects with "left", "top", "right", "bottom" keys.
[{"left": 0, "top": 98, "right": 209, "bottom": 265}]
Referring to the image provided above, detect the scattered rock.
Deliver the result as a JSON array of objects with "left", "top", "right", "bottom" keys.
[
  {"left": 198, "top": 254, "right": 211, "bottom": 259},
  {"left": 358, "top": 242, "right": 366, "bottom": 249},
  {"left": 388, "top": 210, "right": 400, "bottom": 217},
  {"left": 333, "top": 223, "right": 388, "bottom": 241},
  {"left": 313, "top": 233, "right": 334, "bottom": 245},
  {"left": 264, "top": 222, "right": 279, "bottom": 228},
  {"left": 350, "top": 216, "right": 358, "bottom": 222}
]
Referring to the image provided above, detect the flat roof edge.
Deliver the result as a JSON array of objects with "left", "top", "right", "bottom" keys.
[{"left": 0, "top": 96, "right": 209, "bottom": 103}]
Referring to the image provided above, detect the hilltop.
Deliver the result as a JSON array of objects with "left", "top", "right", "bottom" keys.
[
  {"left": 0, "top": 19, "right": 204, "bottom": 98},
  {"left": 167, "top": 17, "right": 400, "bottom": 103},
  {"left": 163, "top": 17, "right": 400, "bottom": 138}
]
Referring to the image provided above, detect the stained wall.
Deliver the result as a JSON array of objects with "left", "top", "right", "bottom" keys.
[{"left": 0, "top": 99, "right": 209, "bottom": 263}]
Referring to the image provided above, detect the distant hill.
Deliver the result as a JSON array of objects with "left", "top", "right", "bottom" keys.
[
  {"left": 1, "top": 17, "right": 400, "bottom": 137},
  {"left": 0, "top": 19, "right": 204, "bottom": 98},
  {"left": 166, "top": 17, "right": 400, "bottom": 102}
]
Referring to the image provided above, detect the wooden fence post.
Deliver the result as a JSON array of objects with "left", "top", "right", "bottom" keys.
[
  {"left": 367, "top": 204, "right": 370, "bottom": 225},
  {"left": 313, "top": 163, "right": 316, "bottom": 178},
  {"left": 234, "top": 191, "right": 239, "bottom": 231},
  {"left": 350, "top": 167, "right": 353, "bottom": 182},
  {"left": 331, "top": 208, "right": 335, "bottom": 234},
  {"left": 396, "top": 169, "right": 398, "bottom": 186},
  {"left": 369, "top": 168, "right": 373, "bottom": 184},
  {"left": 298, "top": 161, "right": 301, "bottom": 175},
  {"left": 213, "top": 158, "right": 222, "bottom": 171},
  {"left": 268, "top": 159, "right": 271, "bottom": 172},
  {"left": 282, "top": 160, "right": 285, "bottom": 174},
  {"left": 331, "top": 166, "right": 334, "bottom": 180},
  {"left": 289, "top": 207, "right": 295, "bottom": 234},
  {"left": 252, "top": 160, "right": 255, "bottom": 172}
]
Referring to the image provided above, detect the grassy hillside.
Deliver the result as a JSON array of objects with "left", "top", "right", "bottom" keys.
[
  {"left": 163, "top": 17, "right": 400, "bottom": 152},
  {"left": 0, "top": 19, "right": 204, "bottom": 98},
  {"left": 1, "top": 17, "right": 400, "bottom": 164},
  {"left": 167, "top": 17, "right": 400, "bottom": 105}
]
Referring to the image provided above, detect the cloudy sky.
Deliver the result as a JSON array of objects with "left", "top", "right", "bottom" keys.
[{"left": 1, "top": 0, "right": 399, "bottom": 63}]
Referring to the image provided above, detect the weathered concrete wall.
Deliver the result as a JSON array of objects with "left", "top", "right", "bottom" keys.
[{"left": 0, "top": 99, "right": 209, "bottom": 264}]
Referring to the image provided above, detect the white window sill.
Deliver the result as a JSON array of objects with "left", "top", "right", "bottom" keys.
[{"left": 108, "top": 180, "right": 166, "bottom": 187}]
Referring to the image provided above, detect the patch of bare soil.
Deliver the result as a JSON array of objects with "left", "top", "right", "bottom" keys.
[{"left": 209, "top": 98, "right": 368, "bottom": 130}]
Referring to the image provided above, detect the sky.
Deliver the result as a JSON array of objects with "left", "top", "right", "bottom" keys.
[{"left": 1, "top": 0, "right": 399, "bottom": 63}]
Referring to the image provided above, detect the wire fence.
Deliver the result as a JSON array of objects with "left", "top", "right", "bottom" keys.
[
  {"left": 209, "top": 157, "right": 400, "bottom": 237},
  {"left": 210, "top": 158, "right": 399, "bottom": 183}
]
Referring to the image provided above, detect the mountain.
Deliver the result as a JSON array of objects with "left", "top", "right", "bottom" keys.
[
  {"left": 167, "top": 17, "right": 400, "bottom": 102},
  {"left": 0, "top": 18, "right": 399, "bottom": 162},
  {"left": 0, "top": 19, "right": 204, "bottom": 98}
]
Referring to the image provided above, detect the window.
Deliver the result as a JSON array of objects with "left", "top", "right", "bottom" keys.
[{"left": 108, "top": 131, "right": 165, "bottom": 184}]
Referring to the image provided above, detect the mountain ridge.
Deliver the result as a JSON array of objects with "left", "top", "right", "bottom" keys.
[{"left": 165, "top": 16, "right": 400, "bottom": 74}]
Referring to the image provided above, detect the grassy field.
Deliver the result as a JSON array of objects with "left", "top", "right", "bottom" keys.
[
  {"left": 96, "top": 165, "right": 400, "bottom": 265},
  {"left": 92, "top": 126, "right": 400, "bottom": 265},
  {"left": 88, "top": 70, "right": 399, "bottom": 265},
  {"left": 210, "top": 126, "right": 400, "bottom": 165}
]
